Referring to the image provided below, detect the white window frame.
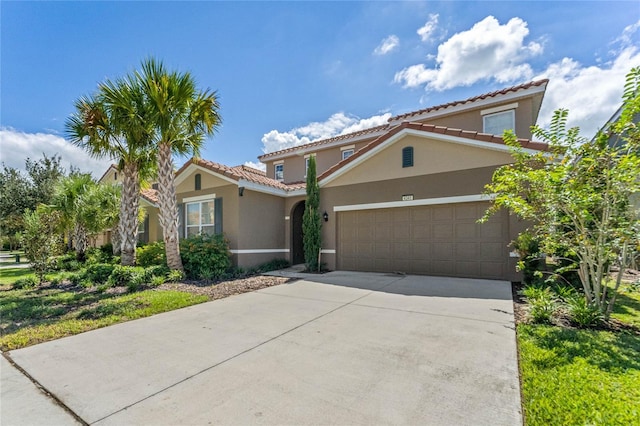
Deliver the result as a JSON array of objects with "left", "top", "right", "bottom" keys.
[
  {"left": 483, "top": 109, "right": 515, "bottom": 136},
  {"left": 341, "top": 149, "right": 354, "bottom": 160},
  {"left": 304, "top": 153, "right": 315, "bottom": 178},
  {"left": 185, "top": 198, "right": 216, "bottom": 237},
  {"left": 274, "top": 163, "right": 284, "bottom": 181}
]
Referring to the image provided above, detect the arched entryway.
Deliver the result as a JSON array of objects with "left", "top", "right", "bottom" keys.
[{"left": 291, "top": 201, "right": 305, "bottom": 265}]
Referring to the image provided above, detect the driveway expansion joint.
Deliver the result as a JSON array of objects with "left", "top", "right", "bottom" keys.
[
  {"left": 351, "top": 302, "right": 515, "bottom": 325},
  {"left": 2, "top": 352, "right": 89, "bottom": 426}
]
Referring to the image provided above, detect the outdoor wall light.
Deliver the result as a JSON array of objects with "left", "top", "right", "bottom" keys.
[
  {"left": 238, "top": 186, "right": 245, "bottom": 197},
  {"left": 323, "top": 211, "right": 329, "bottom": 222}
]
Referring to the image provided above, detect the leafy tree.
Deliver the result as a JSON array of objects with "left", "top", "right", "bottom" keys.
[
  {"left": 303, "top": 155, "right": 322, "bottom": 272},
  {"left": 483, "top": 68, "right": 640, "bottom": 319},
  {"left": 66, "top": 75, "right": 156, "bottom": 266},
  {"left": 136, "top": 58, "right": 221, "bottom": 272},
  {"left": 22, "top": 207, "right": 63, "bottom": 283},
  {"left": 0, "top": 154, "right": 66, "bottom": 245}
]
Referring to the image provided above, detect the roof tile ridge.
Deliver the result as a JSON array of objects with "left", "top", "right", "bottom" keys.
[
  {"left": 258, "top": 123, "right": 391, "bottom": 160},
  {"left": 388, "top": 79, "right": 549, "bottom": 122}
]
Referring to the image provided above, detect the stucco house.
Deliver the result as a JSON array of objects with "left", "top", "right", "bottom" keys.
[{"left": 99, "top": 79, "right": 550, "bottom": 281}]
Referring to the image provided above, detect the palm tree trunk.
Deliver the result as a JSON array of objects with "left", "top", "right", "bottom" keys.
[
  {"left": 73, "top": 223, "right": 88, "bottom": 262},
  {"left": 119, "top": 163, "right": 140, "bottom": 266},
  {"left": 157, "top": 142, "right": 184, "bottom": 272},
  {"left": 110, "top": 222, "right": 122, "bottom": 255}
]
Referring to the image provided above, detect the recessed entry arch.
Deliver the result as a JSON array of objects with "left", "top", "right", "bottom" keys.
[{"left": 291, "top": 200, "right": 306, "bottom": 265}]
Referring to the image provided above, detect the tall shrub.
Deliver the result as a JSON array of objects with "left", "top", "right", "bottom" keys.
[
  {"left": 22, "top": 208, "right": 62, "bottom": 282},
  {"left": 303, "top": 156, "right": 322, "bottom": 271}
]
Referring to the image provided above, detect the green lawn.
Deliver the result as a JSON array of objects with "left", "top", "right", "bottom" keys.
[
  {"left": 519, "top": 289, "right": 640, "bottom": 425},
  {"left": 0, "top": 284, "right": 207, "bottom": 351},
  {"left": 0, "top": 267, "right": 35, "bottom": 285}
]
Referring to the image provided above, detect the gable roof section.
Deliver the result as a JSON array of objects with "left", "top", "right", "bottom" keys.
[
  {"left": 97, "top": 164, "right": 118, "bottom": 183},
  {"left": 140, "top": 188, "right": 159, "bottom": 207},
  {"left": 318, "top": 121, "right": 549, "bottom": 184},
  {"left": 388, "top": 79, "right": 549, "bottom": 123},
  {"left": 257, "top": 124, "right": 391, "bottom": 161},
  {"left": 175, "top": 158, "right": 305, "bottom": 192}
]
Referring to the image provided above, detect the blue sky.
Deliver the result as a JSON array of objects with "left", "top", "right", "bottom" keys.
[{"left": 1, "top": 1, "right": 638, "bottom": 177}]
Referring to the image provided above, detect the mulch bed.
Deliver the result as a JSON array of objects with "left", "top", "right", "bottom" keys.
[{"left": 158, "top": 275, "right": 294, "bottom": 300}]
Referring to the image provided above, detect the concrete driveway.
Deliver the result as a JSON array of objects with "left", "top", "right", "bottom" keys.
[{"left": 3, "top": 272, "right": 521, "bottom": 425}]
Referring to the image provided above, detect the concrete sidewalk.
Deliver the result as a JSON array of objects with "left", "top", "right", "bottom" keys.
[
  {"left": 1, "top": 354, "right": 80, "bottom": 425},
  {"left": 4, "top": 272, "right": 521, "bottom": 425}
]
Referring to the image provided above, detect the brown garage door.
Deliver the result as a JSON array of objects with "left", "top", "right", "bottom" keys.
[{"left": 337, "top": 202, "right": 509, "bottom": 280}]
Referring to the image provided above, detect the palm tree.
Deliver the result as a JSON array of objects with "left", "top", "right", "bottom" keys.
[
  {"left": 66, "top": 76, "right": 155, "bottom": 266},
  {"left": 137, "top": 58, "right": 221, "bottom": 271},
  {"left": 49, "top": 173, "right": 94, "bottom": 261}
]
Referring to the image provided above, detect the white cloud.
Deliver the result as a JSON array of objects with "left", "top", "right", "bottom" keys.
[
  {"left": 0, "top": 127, "right": 110, "bottom": 178},
  {"left": 243, "top": 161, "right": 267, "bottom": 172},
  {"left": 395, "top": 16, "right": 543, "bottom": 91},
  {"left": 417, "top": 13, "right": 439, "bottom": 42},
  {"left": 261, "top": 112, "right": 391, "bottom": 153},
  {"left": 536, "top": 46, "right": 640, "bottom": 138},
  {"left": 374, "top": 35, "right": 400, "bottom": 56}
]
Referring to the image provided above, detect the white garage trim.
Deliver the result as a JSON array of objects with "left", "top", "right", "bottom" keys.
[
  {"left": 321, "top": 249, "right": 336, "bottom": 254},
  {"left": 333, "top": 194, "right": 496, "bottom": 212},
  {"left": 230, "top": 249, "right": 290, "bottom": 254}
]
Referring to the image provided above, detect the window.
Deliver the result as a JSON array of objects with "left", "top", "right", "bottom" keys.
[
  {"left": 137, "top": 216, "right": 149, "bottom": 243},
  {"left": 195, "top": 173, "right": 201, "bottom": 190},
  {"left": 305, "top": 157, "right": 310, "bottom": 176},
  {"left": 114, "top": 172, "right": 117, "bottom": 180},
  {"left": 402, "top": 146, "right": 414, "bottom": 168},
  {"left": 186, "top": 200, "right": 215, "bottom": 237},
  {"left": 275, "top": 164, "right": 284, "bottom": 181},
  {"left": 342, "top": 149, "right": 354, "bottom": 160},
  {"left": 483, "top": 110, "right": 515, "bottom": 135}
]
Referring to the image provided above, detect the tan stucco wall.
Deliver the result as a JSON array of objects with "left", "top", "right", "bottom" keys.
[
  {"left": 144, "top": 207, "right": 162, "bottom": 242},
  {"left": 178, "top": 184, "right": 239, "bottom": 250},
  {"left": 264, "top": 140, "right": 372, "bottom": 183},
  {"left": 326, "top": 135, "right": 514, "bottom": 187},
  {"left": 238, "top": 190, "right": 286, "bottom": 251},
  {"left": 411, "top": 98, "right": 536, "bottom": 139}
]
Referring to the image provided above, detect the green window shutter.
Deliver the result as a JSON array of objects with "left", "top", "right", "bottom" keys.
[
  {"left": 177, "top": 203, "right": 184, "bottom": 239},
  {"left": 402, "top": 146, "right": 414, "bottom": 168},
  {"left": 214, "top": 198, "right": 223, "bottom": 234}
]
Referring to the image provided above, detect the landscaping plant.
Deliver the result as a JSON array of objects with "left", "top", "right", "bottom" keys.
[
  {"left": 21, "top": 207, "right": 63, "bottom": 283},
  {"left": 179, "top": 234, "right": 231, "bottom": 280},
  {"left": 303, "top": 155, "right": 322, "bottom": 272},
  {"left": 484, "top": 68, "right": 640, "bottom": 320}
]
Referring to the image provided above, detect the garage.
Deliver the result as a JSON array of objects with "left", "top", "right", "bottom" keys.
[{"left": 337, "top": 202, "right": 510, "bottom": 280}]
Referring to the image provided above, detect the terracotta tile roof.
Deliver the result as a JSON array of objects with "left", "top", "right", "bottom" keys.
[
  {"left": 140, "top": 188, "right": 159, "bottom": 205},
  {"left": 176, "top": 158, "right": 305, "bottom": 192},
  {"left": 389, "top": 79, "right": 549, "bottom": 122},
  {"left": 257, "top": 124, "right": 391, "bottom": 161},
  {"left": 318, "top": 121, "right": 549, "bottom": 181}
]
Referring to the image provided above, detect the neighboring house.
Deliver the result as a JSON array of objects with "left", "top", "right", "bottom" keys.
[{"left": 98, "top": 79, "right": 550, "bottom": 281}]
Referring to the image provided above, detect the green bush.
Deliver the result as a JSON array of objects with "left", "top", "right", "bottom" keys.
[
  {"left": 136, "top": 242, "right": 167, "bottom": 267},
  {"left": 180, "top": 234, "right": 231, "bottom": 280},
  {"left": 144, "top": 264, "right": 169, "bottom": 279},
  {"left": 13, "top": 276, "right": 39, "bottom": 290},
  {"left": 150, "top": 275, "right": 166, "bottom": 287},
  {"left": 522, "top": 285, "right": 558, "bottom": 324},
  {"left": 50, "top": 253, "right": 82, "bottom": 272},
  {"left": 566, "top": 296, "right": 603, "bottom": 327},
  {"left": 86, "top": 247, "right": 117, "bottom": 265},
  {"left": 107, "top": 265, "right": 146, "bottom": 287},
  {"left": 513, "top": 231, "right": 545, "bottom": 284},
  {"left": 167, "top": 269, "right": 185, "bottom": 283},
  {"left": 82, "top": 263, "right": 117, "bottom": 284}
]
